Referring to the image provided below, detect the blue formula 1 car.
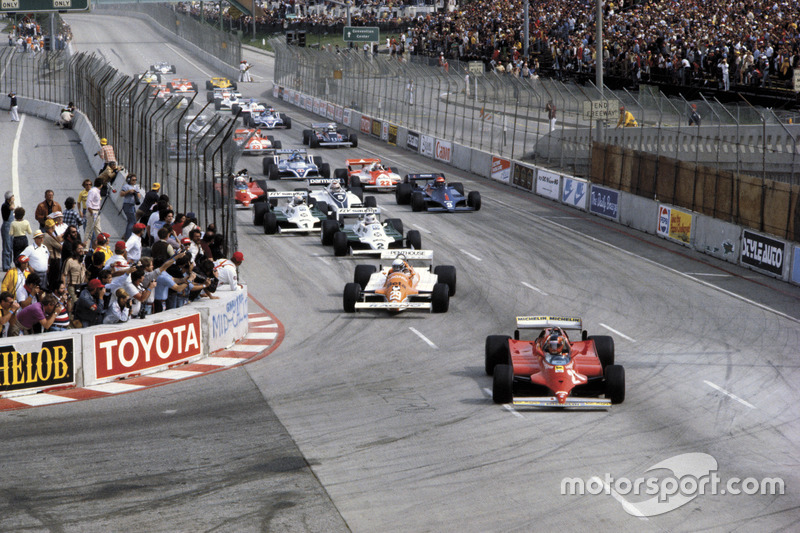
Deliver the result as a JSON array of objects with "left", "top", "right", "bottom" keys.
[
  {"left": 395, "top": 173, "right": 482, "bottom": 213},
  {"left": 302, "top": 123, "right": 358, "bottom": 148},
  {"left": 262, "top": 149, "right": 330, "bottom": 180}
]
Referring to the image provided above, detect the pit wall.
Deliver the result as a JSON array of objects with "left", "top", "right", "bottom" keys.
[
  {"left": 0, "top": 98, "right": 249, "bottom": 399},
  {"left": 272, "top": 85, "right": 800, "bottom": 286}
]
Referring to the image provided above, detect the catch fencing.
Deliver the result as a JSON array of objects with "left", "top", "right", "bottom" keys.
[{"left": 0, "top": 47, "right": 242, "bottom": 252}]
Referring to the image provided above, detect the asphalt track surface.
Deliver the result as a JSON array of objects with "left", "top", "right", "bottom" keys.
[{"left": 1, "top": 12, "right": 799, "bottom": 532}]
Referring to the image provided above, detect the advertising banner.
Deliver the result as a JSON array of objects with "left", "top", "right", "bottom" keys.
[
  {"left": 536, "top": 169, "right": 561, "bottom": 200},
  {"left": 741, "top": 230, "right": 786, "bottom": 276},
  {"left": 388, "top": 124, "right": 398, "bottom": 146},
  {"left": 305, "top": 96, "right": 313, "bottom": 112},
  {"left": 272, "top": 85, "right": 279, "bottom": 98},
  {"left": 360, "top": 116, "right": 371, "bottom": 134},
  {"left": 208, "top": 291, "right": 249, "bottom": 353},
  {"left": 420, "top": 134, "right": 435, "bottom": 158},
  {"left": 0, "top": 337, "right": 74, "bottom": 395},
  {"left": 335, "top": 106, "right": 343, "bottom": 123},
  {"left": 327, "top": 103, "right": 335, "bottom": 120},
  {"left": 293, "top": 92, "right": 300, "bottom": 106},
  {"left": 382, "top": 122, "right": 389, "bottom": 141},
  {"left": 589, "top": 185, "right": 620, "bottom": 220},
  {"left": 343, "top": 108, "right": 351, "bottom": 127},
  {"left": 561, "top": 176, "right": 589, "bottom": 210},
  {"left": 791, "top": 245, "right": 800, "bottom": 285},
  {"left": 657, "top": 205, "right": 693, "bottom": 244},
  {"left": 371, "top": 119, "right": 382, "bottom": 138},
  {"left": 512, "top": 162, "right": 534, "bottom": 191},
  {"left": 435, "top": 139, "right": 452, "bottom": 163},
  {"left": 406, "top": 131, "right": 420, "bottom": 152},
  {"left": 312, "top": 99, "right": 320, "bottom": 115},
  {"left": 93, "top": 313, "right": 203, "bottom": 380},
  {"left": 491, "top": 157, "right": 511, "bottom": 183}
]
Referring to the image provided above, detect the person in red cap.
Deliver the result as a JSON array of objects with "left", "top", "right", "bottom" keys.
[
  {"left": 1, "top": 254, "right": 29, "bottom": 299},
  {"left": 126, "top": 222, "right": 146, "bottom": 264},
  {"left": 104, "top": 240, "right": 135, "bottom": 284},
  {"left": 94, "top": 232, "right": 112, "bottom": 263},
  {"left": 688, "top": 104, "right": 701, "bottom": 126},
  {"left": 213, "top": 251, "right": 243, "bottom": 290},
  {"left": 73, "top": 277, "right": 106, "bottom": 327}
]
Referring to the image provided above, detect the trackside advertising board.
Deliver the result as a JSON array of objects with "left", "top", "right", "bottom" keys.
[
  {"left": 360, "top": 116, "right": 371, "bottom": 134},
  {"left": 93, "top": 313, "right": 203, "bottom": 381},
  {"left": 406, "top": 131, "right": 420, "bottom": 152},
  {"left": 0, "top": 337, "right": 75, "bottom": 396},
  {"left": 740, "top": 230, "right": 787, "bottom": 278},
  {"left": 435, "top": 139, "right": 452, "bottom": 163},
  {"left": 657, "top": 205, "right": 693, "bottom": 245},
  {"left": 420, "top": 134, "right": 435, "bottom": 158},
  {"left": 561, "top": 176, "right": 589, "bottom": 210},
  {"left": 491, "top": 157, "right": 511, "bottom": 183},
  {"left": 589, "top": 185, "right": 619, "bottom": 221},
  {"left": 536, "top": 169, "right": 561, "bottom": 200}
]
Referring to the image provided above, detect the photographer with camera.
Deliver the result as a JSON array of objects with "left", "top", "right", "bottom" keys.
[
  {"left": 120, "top": 174, "right": 142, "bottom": 240},
  {"left": 103, "top": 287, "right": 132, "bottom": 324}
]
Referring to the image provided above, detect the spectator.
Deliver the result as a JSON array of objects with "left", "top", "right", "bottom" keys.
[
  {"left": 49, "top": 280, "right": 71, "bottom": 331},
  {"left": 214, "top": 251, "right": 243, "bottom": 290},
  {"left": 10, "top": 206, "right": 32, "bottom": 260},
  {"left": 150, "top": 208, "right": 174, "bottom": 243},
  {"left": 85, "top": 250, "right": 107, "bottom": 282},
  {"left": 2, "top": 191, "right": 15, "bottom": 271},
  {"left": 21, "top": 230, "right": 50, "bottom": 290},
  {"left": 73, "top": 278, "right": 105, "bottom": 328},
  {"left": 545, "top": 100, "right": 557, "bottom": 132},
  {"left": 126, "top": 223, "right": 146, "bottom": 264},
  {"left": 151, "top": 227, "right": 175, "bottom": 264},
  {"left": 136, "top": 182, "right": 160, "bottom": 222},
  {"left": 49, "top": 211, "right": 67, "bottom": 237},
  {"left": 616, "top": 106, "right": 637, "bottom": 128},
  {"left": 62, "top": 242, "right": 87, "bottom": 304},
  {"left": 95, "top": 137, "right": 116, "bottom": 173},
  {"left": 120, "top": 173, "right": 142, "bottom": 240},
  {"left": 56, "top": 102, "right": 74, "bottom": 129},
  {"left": 77, "top": 179, "right": 91, "bottom": 227},
  {"left": 103, "top": 288, "right": 131, "bottom": 324},
  {"left": 688, "top": 104, "right": 701, "bottom": 126},
  {"left": 93, "top": 233, "right": 112, "bottom": 264},
  {"left": 187, "top": 229, "right": 203, "bottom": 261},
  {"left": 0, "top": 291, "right": 20, "bottom": 337},
  {"left": 60, "top": 224, "right": 81, "bottom": 264},
  {"left": 16, "top": 272, "right": 42, "bottom": 312},
  {"left": 8, "top": 91, "right": 19, "bottom": 122},
  {"left": 84, "top": 177, "right": 103, "bottom": 248},
  {"left": 15, "top": 292, "right": 59, "bottom": 335},
  {"left": 181, "top": 212, "right": 198, "bottom": 238},
  {"left": 62, "top": 197, "right": 83, "bottom": 240},
  {"left": 34, "top": 189, "right": 62, "bottom": 231},
  {"left": 42, "top": 219, "right": 62, "bottom": 290},
  {"left": 153, "top": 253, "right": 189, "bottom": 313},
  {"left": 2, "top": 255, "right": 29, "bottom": 298}
]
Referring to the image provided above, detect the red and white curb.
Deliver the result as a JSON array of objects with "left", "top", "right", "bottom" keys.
[{"left": 0, "top": 311, "right": 284, "bottom": 412}]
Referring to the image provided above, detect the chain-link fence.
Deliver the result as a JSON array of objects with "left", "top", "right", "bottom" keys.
[
  {"left": 274, "top": 41, "right": 800, "bottom": 185},
  {"left": 0, "top": 47, "right": 243, "bottom": 252}
]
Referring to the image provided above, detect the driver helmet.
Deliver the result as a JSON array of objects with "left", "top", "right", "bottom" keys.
[
  {"left": 435, "top": 176, "right": 446, "bottom": 185},
  {"left": 545, "top": 332, "right": 565, "bottom": 355},
  {"left": 391, "top": 258, "right": 405, "bottom": 272},
  {"left": 328, "top": 124, "right": 337, "bottom": 132},
  {"left": 292, "top": 194, "right": 305, "bottom": 206},
  {"left": 364, "top": 214, "right": 377, "bottom": 224},
  {"left": 330, "top": 181, "right": 342, "bottom": 192}
]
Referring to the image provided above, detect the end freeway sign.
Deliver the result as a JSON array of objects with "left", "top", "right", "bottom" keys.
[
  {"left": 1, "top": 0, "right": 88, "bottom": 12},
  {"left": 343, "top": 26, "right": 379, "bottom": 43}
]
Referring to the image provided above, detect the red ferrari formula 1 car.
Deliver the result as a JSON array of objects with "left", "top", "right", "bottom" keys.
[
  {"left": 233, "top": 128, "right": 282, "bottom": 155},
  {"left": 333, "top": 158, "right": 403, "bottom": 192},
  {"left": 165, "top": 78, "right": 198, "bottom": 94},
  {"left": 485, "top": 316, "right": 624, "bottom": 408},
  {"left": 210, "top": 170, "right": 266, "bottom": 208}
]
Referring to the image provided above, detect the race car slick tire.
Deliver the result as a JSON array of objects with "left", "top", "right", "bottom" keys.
[
  {"left": 171, "top": 65, "right": 176, "bottom": 73},
  {"left": 431, "top": 283, "right": 449, "bottom": 313},
  {"left": 315, "top": 201, "right": 330, "bottom": 219},
  {"left": 319, "top": 163, "right": 331, "bottom": 179},
  {"left": 350, "top": 176, "right": 362, "bottom": 189},
  {"left": 150, "top": 65, "right": 156, "bottom": 72},
  {"left": 263, "top": 212, "right": 278, "bottom": 235},
  {"left": 206, "top": 91, "right": 214, "bottom": 103},
  {"left": 166, "top": 82, "right": 173, "bottom": 91},
  {"left": 588, "top": 335, "right": 615, "bottom": 368},
  {"left": 310, "top": 136, "right": 320, "bottom": 149},
  {"left": 411, "top": 192, "right": 427, "bottom": 212},
  {"left": 231, "top": 82, "right": 238, "bottom": 90},
  {"left": 386, "top": 218, "right": 403, "bottom": 235},
  {"left": 350, "top": 187, "right": 364, "bottom": 202},
  {"left": 467, "top": 191, "right": 482, "bottom": 211},
  {"left": 321, "top": 219, "right": 338, "bottom": 245},
  {"left": 191, "top": 82, "right": 198, "bottom": 92},
  {"left": 302, "top": 130, "right": 311, "bottom": 145},
  {"left": 214, "top": 99, "right": 221, "bottom": 111},
  {"left": 333, "top": 231, "right": 349, "bottom": 256},
  {"left": 433, "top": 265, "right": 457, "bottom": 296},
  {"left": 485, "top": 335, "right": 512, "bottom": 376},
  {"left": 605, "top": 364, "right": 625, "bottom": 404},
  {"left": 231, "top": 104, "right": 241, "bottom": 115},
  {"left": 206, "top": 80, "right": 213, "bottom": 90},
  {"left": 451, "top": 182, "right": 465, "bottom": 195},
  {"left": 364, "top": 196, "right": 377, "bottom": 208},
  {"left": 281, "top": 114, "right": 292, "bottom": 129},
  {"left": 406, "top": 230, "right": 422, "bottom": 250},
  {"left": 253, "top": 203, "right": 269, "bottom": 226},
  {"left": 343, "top": 282, "right": 361, "bottom": 313},
  {"left": 354, "top": 264, "right": 377, "bottom": 289},
  {"left": 492, "top": 364, "right": 514, "bottom": 404},
  {"left": 349, "top": 133, "right": 358, "bottom": 147},
  {"left": 334, "top": 168, "right": 348, "bottom": 182},
  {"left": 395, "top": 183, "right": 413, "bottom": 205},
  {"left": 273, "top": 140, "right": 283, "bottom": 150},
  {"left": 266, "top": 163, "right": 280, "bottom": 180}
]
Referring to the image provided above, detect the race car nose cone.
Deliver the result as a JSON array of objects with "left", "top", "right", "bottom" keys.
[{"left": 555, "top": 391, "right": 568, "bottom": 404}]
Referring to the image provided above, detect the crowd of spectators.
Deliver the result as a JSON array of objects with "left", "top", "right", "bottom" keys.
[
  {"left": 7, "top": 16, "right": 72, "bottom": 53},
  {"left": 0, "top": 166, "right": 244, "bottom": 338},
  {"left": 179, "top": 0, "right": 800, "bottom": 93}
]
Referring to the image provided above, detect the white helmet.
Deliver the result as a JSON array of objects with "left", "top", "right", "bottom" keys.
[
  {"left": 392, "top": 258, "right": 404, "bottom": 272},
  {"left": 364, "top": 214, "right": 377, "bottom": 224},
  {"left": 330, "top": 181, "right": 342, "bottom": 191},
  {"left": 292, "top": 194, "right": 305, "bottom": 206}
]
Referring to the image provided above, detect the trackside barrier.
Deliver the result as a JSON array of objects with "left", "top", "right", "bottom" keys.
[
  {"left": 0, "top": 288, "right": 249, "bottom": 399},
  {"left": 271, "top": 84, "right": 799, "bottom": 286}
]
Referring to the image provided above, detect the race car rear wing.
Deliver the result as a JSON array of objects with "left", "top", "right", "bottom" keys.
[
  {"left": 512, "top": 396, "right": 611, "bottom": 409},
  {"left": 312, "top": 122, "right": 338, "bottom": 129},
  {"left": 276, "top": 149, "right": 307, "bottom": 155},
  {"left": 346, "top": 158, "right": 381, "bottom": 166},
  {"left": 405, "top": 173, "right": 446, "bottom": 183},
  {"left": 515, "top": 316, "right": 583, "bottom": 331}
]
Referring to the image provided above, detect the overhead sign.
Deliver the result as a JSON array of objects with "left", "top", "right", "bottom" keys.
[
  {"left": 583, "top": 100, "right": 621, "bottom": 121},
  {"left": 0, "top": 0, "right": 89, "bottom": 12},
  {"left": 343, "top": 26, "right": 379, "bottom": 42}
]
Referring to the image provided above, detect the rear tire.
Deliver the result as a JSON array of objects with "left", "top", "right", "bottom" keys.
[
  {"left": 485, "top": 335, "right": 511, "bottom": 376},
  {"left": 205, "top": 80, "right": 213, "bottom": 90},
  {"left": 364, "top": 196, "right": 377, "bottom": 208},
  {"left": 253, "top": 203, "right": 269, "bottom": 226},
  {"left": 334, "top": 168, "right": 348, "bottom": 182},
  {"left": 411, "top": 192, "right": 426, "bottom": 212},
  {"left": 589, "top": 335, "right": 615, "bottom": 368},
  {"left": 263, "top": 212, "right": 278, "bottom": 234},
  {"left": 451, "top": 182, "right": 465, "bottom": 195},
  {"left": 492, "top": 364, "right": 514, "bottom": 404},
  {"left": 206, "top": 91, "right": 214, "bottom": 103},
  {"left": 467, "top": 191, "right": 482, "bottom": 211},
  {"left": 386, "top": 218, "right": 403, "bottom": 235},
  {"left": 350, "top": 187, "right": 364, "bottom": 202},
  {"left": 431, "top": 282, "right": 450, "bottom": 313},
  {"left": 406, "top": 229, "right": 422, "bottom": 250},
  {"left": 433, "top": 265, "right": 457, "bottom": 296},
  {"left": 349, "top": 133, "right": 358, "bottom": 147},
  {"left": 214, "top": 98, "right": 221, "bottom": 111},
  {"left": 605, "top": 364, "right": 625, "bottom": 404},
  {"left": 282, "top": 115, "right": 292, "bottom": 129},
  {"left": 343, "top": 282, "right": 360, "bottom": 313},
  {"left": 319, "top": 163, "right": 331, "bottom": 179},
  {"left": 395, "top": 182, "right": 413, "bottom": 204},
  {"left": 272, "top": 140, "right": 283, "bottom": 150},
  {"left": 320, "top": 219, "right": 338, "bottom": 245},
  {"left": 333, "top": 231, "right": 349, "bottom": 256},
  {"left": 302, "top": 130, "right": 311, "bottom": 145},
  {"left": 354, "top": 264, "right": 377, "bottom": 289},
  {"left": 231, "top": 104, "right": 241, "bottom": 115},
  {"left": 266, "top": 163, "right": 280, "bottom": 180},
  {"left": 310, "top": 136, "right": 319, "bottom": 148},
  {"left": 314, "top": 201, "right": 330, "bottom": 219},
  {"left": 350, "top": 176, "right": 362, "bottom": 189}
]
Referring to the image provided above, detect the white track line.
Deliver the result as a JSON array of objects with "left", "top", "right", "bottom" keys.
[
  {"left": 412, "top": 223, "right": 432, "bottom": 234},
  {"left": 599, "top": 323, "right": 636, "bottom": 343},
  {"left": 521, "top": 281, "right": 548, "bottom": 296},
  {"left": 591, "top": 476, "right": 649, "bottom": 520},
  {"left": 482, "top": 387, "right": 523, "bottom": 418},
  {"left": 704, "top": 380, "right": 756, "bottom": 409},
  {"left": 409, "top": 327, "right": 438, "bottom": 349},
  {"left": 460, "top": 249, "right": 482, "bottom": 261},
  {"left": 164, "top": 42, "right": 213, "bottom": 78}
]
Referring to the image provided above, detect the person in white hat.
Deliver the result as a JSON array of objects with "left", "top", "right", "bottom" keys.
[
  {"left": 48, "top": 211, "right": 67, "bottom": 237},
  {"left": 20, "top": 230, "right": 50, "bottom": 290}
]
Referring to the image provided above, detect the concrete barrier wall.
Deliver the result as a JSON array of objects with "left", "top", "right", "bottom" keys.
[{"left": 273, "top": 84, "right": 799, "bottom": 288}]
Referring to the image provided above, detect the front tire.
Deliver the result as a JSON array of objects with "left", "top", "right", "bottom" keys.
[
  {"left": 433, "top": 265, "right": 457, "bottom": 296},
  {"left": 253, "top": 203, "right": 269, "bottom": 226},
  {"left": 411, "top": 192, "right": 426, "bottom": 212},
  {"left": 319, "top": 163, "right": 331, "bottom": 179},
  {"left": 343, "top": 282, "right": 360, "bottom": 313},
  {"left": 467, "top": 191, "right": 482, "bottom": 211},
  {"left": 485, "top": 335, "right": 511, "bottom": 376},
  {"left": 589, "top": 335, "right": 615, "bottom": 368},
  {"left": 605, "top": 364, "right": 625, "bottom": 404},
  {"left": 354, "top": 264, "right": 377, "bottom": 289},
  {"left": 333, "top": 231, "right": 349, "bottom": 256},
  {"left": 406, "top": 229, "right": 422, "bottom": 250},
  {"left": 431, "top": 282, "right": 449, "bottom": 313},
  {"left": 395, "top": 182, "right": 413, "bottom": 204},
  {"left": 263, "top": 212, "right": 278, "bottom": 234},
  {"left": 320, "top": 219, "right": 338, "bottom": 245},
  {"left": 492, "top": 364, "right": 514, "bottom": 404}
]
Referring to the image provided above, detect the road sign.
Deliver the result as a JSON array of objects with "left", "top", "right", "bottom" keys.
[
  {"left": 582, "top": 100, "right": 621, "bottom": 121},
  {"left": 343, "top": 26, "right": 379, "bottom": 43},
  {"left": 0, "top": 0, "right": 88, "bottom": 12}
]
